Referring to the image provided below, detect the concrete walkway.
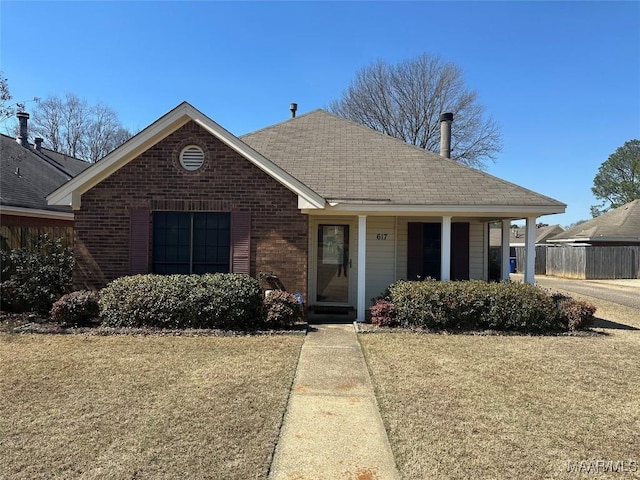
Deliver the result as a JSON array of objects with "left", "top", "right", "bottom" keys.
[{"left": 269, "top": 324, "right": 400, "bottom": 480}]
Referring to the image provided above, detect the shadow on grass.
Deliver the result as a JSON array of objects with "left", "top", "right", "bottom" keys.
[{"left": 593, "top": 317, "right": 640, "bottom": 331}]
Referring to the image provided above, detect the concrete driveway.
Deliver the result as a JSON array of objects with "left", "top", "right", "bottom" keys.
[{"left": 512, "top": 274, "right": 640, "bottom": 310}]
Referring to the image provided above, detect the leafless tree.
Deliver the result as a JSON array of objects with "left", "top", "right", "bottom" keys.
[
  {"left": 330, "top": 54, "right": 502, "bottom": 169},
  {"left": 29, "top": 93, "right": 133, "bottom": 162},
  {"left": 0, "top": 71, "right": 13, "bottom": 122},
  {"left": 85, "top": 103, "right": 133, "bottom": 162}
]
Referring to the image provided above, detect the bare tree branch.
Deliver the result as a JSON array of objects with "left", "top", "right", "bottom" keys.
[
  {"left": 28, "top": 94, "right": 133, "bottom": 162},
  {"left": 330, "top": 53, "right": 502, "bottom": 169}
]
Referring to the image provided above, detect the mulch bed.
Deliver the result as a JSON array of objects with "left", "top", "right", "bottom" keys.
[
  {"left": 355, "top": 321, "right": 603, "bottom": 337},
  {"left": 0, "top": 311, "right": 307, "bottom": 337}
]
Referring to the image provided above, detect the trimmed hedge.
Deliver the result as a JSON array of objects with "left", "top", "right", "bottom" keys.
[
  {"left": 50, "top": 290, "right": 100, "bottom": 326},
  {"left": 370, "top": 299, "right": 396, "bottom": 327},
  {"left": 374, "top": 280, "right": 595, "bottom": 332},
  {"left": 264, "top": 290, "right": 301, "bottom": 328},
  {"left": 99, "top": 273, "right": 264, "bottom": 330}
]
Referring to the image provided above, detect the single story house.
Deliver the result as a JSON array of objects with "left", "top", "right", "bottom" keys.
[
  {"left": 548, "top": 200, "right": 640, "bottom": 246},
  {"left": 489, "top": 223, "right": 565, "bottom": 276},
  {"left": 544, "top": 200, "right": 640, "bottom": 279},
  {"left": 48, "top": 102, "right": 566, "bottom": 320},
  {"left": 490, "top": 224, "right": 565, "bottom": 249},
  {"left": 1, "top": 112, "right": 89, "bottom": 250}
]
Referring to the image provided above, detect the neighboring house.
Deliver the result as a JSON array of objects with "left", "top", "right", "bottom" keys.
[
  {"left": 548, "top": 200, "right": 640, "bottom": 246},
  {"left": 48, "top": 102, "right": 566, "bottom": 320},
  {"left": 0, "top": 112, "right": 89, "bottom": 250},
  {"left": 489, "top": 223, "right": 565, "bottom": 275},
  {"left": 490, "top": 224, "right": 565, "bottom": 249},
  {"left": 544, "top": 200, "right": 640, "bottom": 279}
]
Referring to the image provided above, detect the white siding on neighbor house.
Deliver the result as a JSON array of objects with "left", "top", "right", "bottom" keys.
[
  {"left": 365, "top": 217, "right": 396, "bottom": 303},
  {"left": 395, "top": 217, "right": 488, "bottom": 281}
]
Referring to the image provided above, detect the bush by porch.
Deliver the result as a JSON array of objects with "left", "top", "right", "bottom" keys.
[{"left": 372, "top": 280, "right": 595, "bottom": 332}]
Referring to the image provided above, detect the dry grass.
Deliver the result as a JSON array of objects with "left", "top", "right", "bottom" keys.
[
  {"left": 360, "top": 302, "right": 640, "bottom": 479},
  {"left": 0, "top": 332, "right": 304, "bottom": 480}
]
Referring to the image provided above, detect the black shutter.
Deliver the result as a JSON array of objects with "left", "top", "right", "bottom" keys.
[
  {"left": 407, "top": 222, "right": 423, "bottom": 280},
  {"left": 129, "top": 208, "right": 150, "bottom": 275},
  {"left": 231, "top": 211, "right": 251, "bottom": 274},
  {"left": 451, "top": 222, "right": 470, "bottom": 280}
]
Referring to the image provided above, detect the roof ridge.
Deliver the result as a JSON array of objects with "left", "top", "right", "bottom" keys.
[{"left": 240, "top": 109, "right": 327, "bottom": 137}]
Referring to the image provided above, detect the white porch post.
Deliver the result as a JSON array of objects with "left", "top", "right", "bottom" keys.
[
  {"left": 524, "top": 216, "right": 537, "bottom": 284},
  {"left": 441, "top": 216, "right": 452, "bottom": 281},
  {"left": 501, "top": 219, "right": 511, "bottom": 281},
  {"left": 356, "top": 215, "right": 367, "bottom": 322}
]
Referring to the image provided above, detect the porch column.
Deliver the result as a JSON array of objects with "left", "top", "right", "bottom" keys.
[
  {"left": 524, "top": 216, "right": 537, "bottom": 284},
  {"left": 501, "top": 219, "right": 511, "bottom": 281},
  {"left": 357, "top": 215, "right": 367, "bottom": 322},
  {"left": 441, "top": 216, "right": 452, "bottom": 281}
]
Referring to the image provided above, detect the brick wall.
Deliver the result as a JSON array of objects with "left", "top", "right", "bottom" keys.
[{"left": 74, "top": 121, "right": 308, "bottom": 299}]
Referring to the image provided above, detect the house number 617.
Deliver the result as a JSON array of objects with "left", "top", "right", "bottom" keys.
[{"left": 376, "top": 233, "right": 388, "bottom": 240}]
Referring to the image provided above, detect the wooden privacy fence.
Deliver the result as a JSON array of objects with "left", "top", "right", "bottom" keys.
[
  {"left": 0, "top": 225, "right": 74, "bottom": 252},
  {"left": 545, "top": 246, "right": 640, "bottom": 279},
  {"left": 514, "top": 246, "right": 548, "bottom": 275}
]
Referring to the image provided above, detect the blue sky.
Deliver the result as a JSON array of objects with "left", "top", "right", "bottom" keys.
[{"left": 1, "top": 1, "right": 639, "bottom": 227}]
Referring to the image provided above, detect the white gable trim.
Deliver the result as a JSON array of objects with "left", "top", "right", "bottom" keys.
[{"left": 47, "top": 102, "right": 325, "bottom": 210}]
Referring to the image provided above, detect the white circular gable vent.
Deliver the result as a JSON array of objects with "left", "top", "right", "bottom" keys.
[{"left": 179, "top": 145, "right": 205, "bottom": 171}]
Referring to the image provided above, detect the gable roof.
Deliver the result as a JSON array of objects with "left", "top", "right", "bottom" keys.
[
  {"left": 241, "top": 110, "right": 566, "bottom": 216},
  {"left": 47, "top": 102, "right": 325, "bottom": 210},
  {"left": 548, "top": 200, "right": 640, "bottom": 243},
  {"left": 489, "top": 224, "right": 565, "bottom": 246},
  {"left": 1, "top": 134, "right": 89, "bottom": 216},
  {"left": 48, "top": 102, "right": 565, "bottom": 217}
]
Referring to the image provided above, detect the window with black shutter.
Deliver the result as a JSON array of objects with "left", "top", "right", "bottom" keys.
[{"left": 152, "top": 212, "right": 231, "bottom": 274}]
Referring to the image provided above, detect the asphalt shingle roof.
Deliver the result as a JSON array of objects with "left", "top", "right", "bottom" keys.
[
  {"left": 549, "top": 200, "right": 640, "bottom": 242},
  {"left": 0, "top": 134, "right": 90, "bottom": 213},
  {"left": 241, "top": 110, "right": 565, "bottom": 208}
]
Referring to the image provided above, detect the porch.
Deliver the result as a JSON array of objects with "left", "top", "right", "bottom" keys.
[{"left": 307, "top": 215, "right": 540, "bottom": 322}]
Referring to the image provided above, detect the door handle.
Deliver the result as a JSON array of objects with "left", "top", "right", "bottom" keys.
[{"left": 349, "top": 259, "right": 352, "bottom": 268}]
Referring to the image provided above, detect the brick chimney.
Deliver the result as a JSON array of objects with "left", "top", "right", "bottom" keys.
[
  {"left": 16, "top": 111, "right": 30, "bottom": 147},
  {"left": 34, "top": 137, "right": 43, "bottom": 151},
  {"left": 439, "top": 112, "right": 453, "bottom": 159}
]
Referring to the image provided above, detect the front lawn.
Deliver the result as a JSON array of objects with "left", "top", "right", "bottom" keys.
[
  {"left": 360, "top": 303, "right": 640, "bottom": 479},
  {"left": 0, "top": 332, "right": 303, "bottom": 480}
]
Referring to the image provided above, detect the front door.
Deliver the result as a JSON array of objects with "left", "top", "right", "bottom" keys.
[{"left": 316, "top": 224, "right": 350, "bottom": 303}]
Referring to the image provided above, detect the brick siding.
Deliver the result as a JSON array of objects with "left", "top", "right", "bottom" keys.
[{"left": 74, "top": 121, "right": 308, "bottom": 299}]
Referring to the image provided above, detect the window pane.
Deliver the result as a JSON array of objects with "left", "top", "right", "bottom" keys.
[
  {"left": 218, "top": 214, "right": 230, "bottom": 229},
  {"left": 193, "top": 214, "right": 207, "bottom": 229},
  {"left": 206, "top": 213, "right": 218, "bottom": 229},
  {"left": 153, "top": 212, "right": 230, "bottom": 275}
]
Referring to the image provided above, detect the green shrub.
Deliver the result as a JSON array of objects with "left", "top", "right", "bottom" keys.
[
  {"left": 0, "top": 234, "right": 73, "bottom": 313},
  {"left": 553, "top": 294, "right": 596, "bottom": 331},
  {"left": 50, "top": 290, "right": 100, "bottom": 326},
  {"left": 386, "top": 279, "right": 594, "bottom": 333},
  {"left": 479, "top": 282, "right": 559, "bottom": 331},
  {"left": 263, "top": 290, "right": 300, "bottom": 328},
  {"left": 99, "top": 273, "right": 264, "bottom": 330},
  {"left": 370, "top": 299, "right": 396, "bottom": 327},
  {"left": 389, "top": 280, "right": 491, "bottom": 329}
]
